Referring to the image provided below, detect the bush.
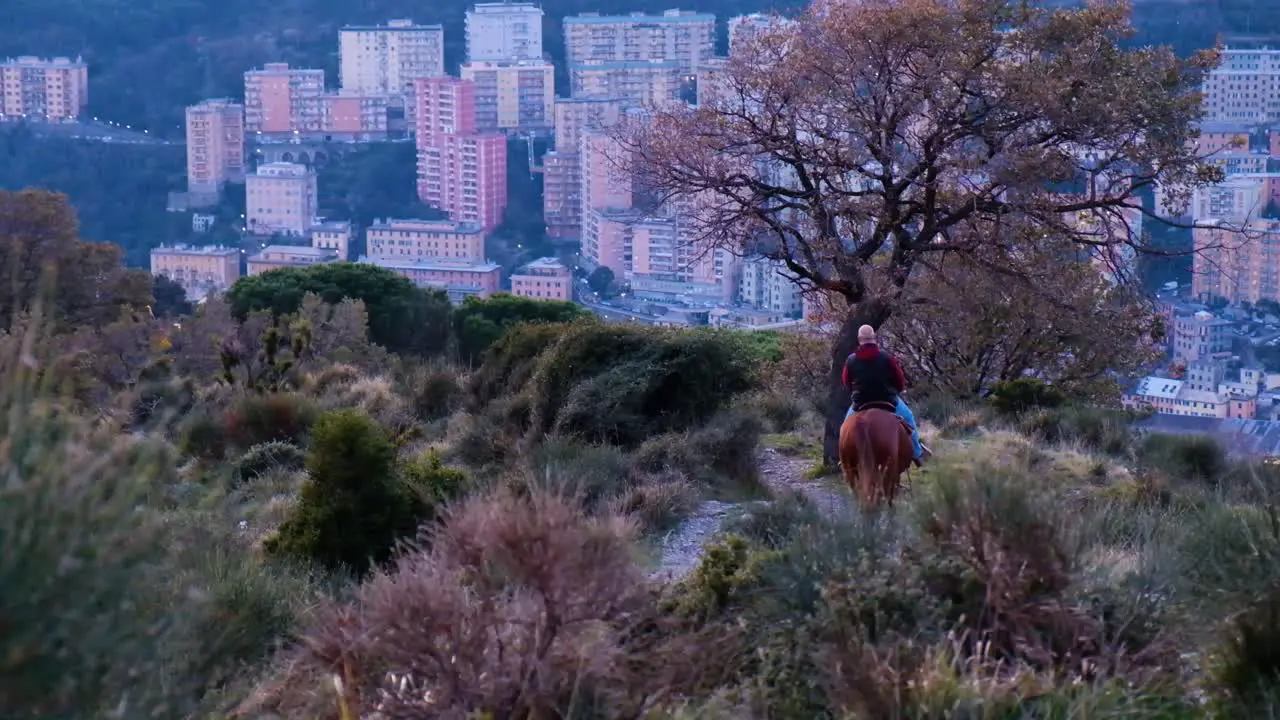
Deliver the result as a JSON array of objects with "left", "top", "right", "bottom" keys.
[
  {"left": 401, "top": 449, "right": 469, "bottom": 508},
  {"left": 223, "top": 392, "right": 317, "bottom": 450},
  {"left": 988, "top": 377, "right": 1067, "bottom": 416},
  {"left": 234, "top": 440, "right": 306, "bottom": 484},
  {"left": 245, "top": 491, "right": 702, "bottom": 718},
  {"left": 1021, "top": 405, "right": 1133, "bottom": 455},
  {"left": 263, "top": 409, "right": 425, "bottom": 573},
  {"left": 1213, "top": 590, "right": 1280, "bottom": 714},
  {"left": 1137, "top": 432, "right": 1227, "bottom": 484},
  {"left": 404, "top": 363, "right": 462, "bottom": 422}
]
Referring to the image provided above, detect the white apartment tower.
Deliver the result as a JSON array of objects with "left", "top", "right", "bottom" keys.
[
  {"left": 465, "top": 2, "right": 545, "bottom": 62},
  {"left": 1202, "top": 40, "right": 1280, "bottom": 124},
  {"left": 339, "top": 19, "right": 445, "bottom": 96}
]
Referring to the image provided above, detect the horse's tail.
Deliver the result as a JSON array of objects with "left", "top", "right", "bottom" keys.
[{"left": 855, "top": 412, "right": 879, "bottom": 506}]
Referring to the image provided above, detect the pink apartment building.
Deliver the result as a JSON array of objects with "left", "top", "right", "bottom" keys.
[
  {"left": 364, "top": 256, "right": 502, "bottom": 303},
  {"left": 543, "top": 97, "right": 623, "bottom": 238},
  {"left": 414, "top": 76, "right": 507, "bottom": 231},
  {"left": 0, "top": 56, "right": 88, "bottom": 121},
  {"left": 321, "top": 93, "right": 389, "bottom": 140},
  {"left": 185, "top": 99, "right": 245, "bottom": 197},
  {"left": 1193, "top": 219, "right": 1280, "bottom": 304},
  {"left": 244, "top": 63, "right": 325, "bottom": 137},
  {"left": 511, "top": 257, "right": 573, "bottom": 301}
]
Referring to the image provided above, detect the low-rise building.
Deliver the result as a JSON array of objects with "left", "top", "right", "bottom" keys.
[
  {"left": 360, "top": 256, "right": 502, "bottom": 303},
  {"left": 365, "top": 217, "right": 486, "bottom": 261},
  {"left": 510, "top": 257, "right": 572, "bottom": 301},
  {"left": 247, "top": 245, "right": 340, "bottom": 275},
  {"left": 311, "top": 220, "right": 353, "bottom": 260},
  {"left": 150, "top": 245, "right": 242, "bottom": 298}
]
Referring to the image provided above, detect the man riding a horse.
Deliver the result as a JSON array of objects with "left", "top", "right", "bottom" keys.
[{"left": 842, "top": 324, "right": 930, "bottom": 467}]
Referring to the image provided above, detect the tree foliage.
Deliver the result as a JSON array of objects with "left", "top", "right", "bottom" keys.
[
  {"left": 226, "top": 263, "right": 452, "bottom": 356},
  {"left": 0, "top": 189, "right": 153, "bottom": 329},
  {"left": 885, "top": 239, "right": 1163, "bottom": 400},
  {"left": 625, "top": 0, "right": 1218, "bottom": 461},
  {"left": 452, "top": 292, "right": 590, "bottom": 366}
]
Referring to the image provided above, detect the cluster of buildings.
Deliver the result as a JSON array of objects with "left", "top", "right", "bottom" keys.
[
  {"left": 151, "top": 212, "right": 570, "bottom": 305},
  {"left": 0, "top": 56, "right": 88, "bottom": 122}
]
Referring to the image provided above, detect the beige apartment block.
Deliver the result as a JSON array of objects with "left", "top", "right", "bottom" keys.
[
  {"left": 0, "top": 56, "right": 88, "bottom": 121},
  {"left": 247, "top": 245, "right": 340, "bottom": 275},
  {"left": 150, "top": 245, "right": 242, "bottom": 298},
  {"left": 245, "top": 162, "right": 318, "bottom": 237},
  {"left": 185, "top": 99, "right": 245, "bottom": 196},
  {"left": 553, "top": 96, "right": 623, "bottom": 150},
  {"left": 569, "top": 61, "right": 684, "bottom": 107},
  {"left": 460, "top": 59, "right": 555, "bottom": 132},
  {"left": 543, "top": 97, "right": 624, "bottom": 238},
  {"left": 510, "top": 257, "right": 572, "bottom": 301},
  {"left": 339, "top": 19, "right": 444, "bottom": 96},
  {"left": 320, "top": 92, "right": 389, "bottom": 140},
  {"left": 1202, "top": 41, "right": 1280, "bottom": 124},
  {"left": 244, "top": 63, "right": 325, "bottom": 136},
  {"left": 311, "top": 220, "right": 352, "bottom": 260},
  {"left": 738, "top": 256, "right": 803, "bottom": 317},
  {"left": 366, "top": 217, "right": 486, "bottom": 261},
  {"left": 563, "top": 10, "right": 715, "bottom": 73},
  {"left": 362, "top": 256, "right": 502, "bottom": 303},
  {"left": 466, "top": 2, "right": 545, "bottom": 63}
]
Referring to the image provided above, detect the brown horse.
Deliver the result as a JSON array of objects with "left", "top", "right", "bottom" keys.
[{"left": 839, "top": 405, "right": 914, "bottom": 510}]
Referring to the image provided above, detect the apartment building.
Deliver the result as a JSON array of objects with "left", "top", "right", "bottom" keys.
[
  {"left": 562, "top": 10, "right": 715, "bottom": 73},
  {"left": 1192, "top": 175, "right": 1269, "bottom": 221},
  {"left": 247, "top": 245, "right": 340, "bottom": 275},
  {"left": 1193, "top": 218, "right": 1280, "bottom": 304},
  {"left": 245, "top": 162, "right": 318, "bottom": 237},
  {"left": 362, "top": 255, "right": 502, "bottom": 302},
  {"left": 365, "top": 217, "right": 486, "bottom": 260},
  {"left": 460, "top": 59, "right": 555, "bottom": 132},
  {"left": 414, "top": 77, "right": 508, "bottom": 231},
  {"left": 244, "top": 63, "right": 325, "bottom": 136},
  {"left": 1171, "top": 309, "right": 1234, "bottom": 363},
  {"left": 569, "top": 61, "right": 685, "bottom": 108},
  {"left": 185, "top": 99, "right": 246, "bottom": 197},
  {"left": 628, "top": 216, "right": 736, "bottom": 302},
  {"left": 739, "top": 256, "right": 802, "bottom": 317},
  {"left": 543, "top": 97, "right": 624, "bottom": 237},
  {"left": 150, "top": 245, "right": 242, "bottom": 298},
  {"left": 1202, "top": 40, "right": 1280, "bottom": 124},
  {"left": 0, "top": 56, "right": 88, "bottom": 121},
  {"left": 1196, "top": 122, "right": 1252, "bottom": 157},
  {"left": 695, "top": 57, "right": 730, "bottom": 107},
  {"left": 729, "top": 13, "right": 792, "bottom": 52},
  {"left": 1123, "top": 376, "right": 1257, "bottom": 419},
  {"left": 510, "top": 257, "right": 573, "bottom": 301},
  {"left": 320, "top": 92, "right": 389, "bottom": 140},
  {"left": 339, "top": 19, "right": 445, "bottom": 96},
  {"left": 311, "top": 220, "right": 352, "bottom": 260},
  {"left": 466, "top": 2, "right": 544, "bottom": 62}
]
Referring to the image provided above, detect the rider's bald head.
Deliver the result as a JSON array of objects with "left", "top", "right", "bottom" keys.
[{"left": 857, "top": 325, "right": 876, "bottom": 344}]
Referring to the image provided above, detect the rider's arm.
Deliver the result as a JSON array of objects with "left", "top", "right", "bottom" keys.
[{"left": 888, "top": 355, "right": 908, "bottom": 392}]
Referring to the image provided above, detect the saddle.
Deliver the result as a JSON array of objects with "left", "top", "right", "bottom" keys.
[{"left": 852, "top": 401, "right": 913, "bottom": 435}]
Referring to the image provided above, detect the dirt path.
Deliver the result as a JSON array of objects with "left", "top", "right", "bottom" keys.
[{"left": 650, "top": 441, "right": 853, "bottom": 581}]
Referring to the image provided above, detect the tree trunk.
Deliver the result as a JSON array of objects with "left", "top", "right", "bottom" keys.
[{"left": 822, "top": 299, "right": 892, "bottom": 467}]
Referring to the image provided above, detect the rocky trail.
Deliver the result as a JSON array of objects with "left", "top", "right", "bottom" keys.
[{"left": 651, "top": 442, "right": 853, "bottom": 581}]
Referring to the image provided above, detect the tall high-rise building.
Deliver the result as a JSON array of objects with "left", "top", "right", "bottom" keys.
[
  {"left": 563, "top": 10, "right": 716, "bottom": 73},
  {"left": 0, "top": 56, "right": 88, "bottom": 121},
  {"left": 184, "top": 99, "right": 246, "bottom": 198},
  {"left": 339, "top": 19, "right": 445, "bottom": 96},
  {"left": 414, "top": 77, "right": 508, "bottom": 231},
  {"left": 1202, "top": 38, "right": 1280, "bottom": 124},
  {"left": 460, "top": 59, "right": 555, "bottom": 132},
  {"left": 244, "top": 63, "right": 325, "bottom": 136},
  {"left": 1193, "top": 218, "right": 1280, "bottom": 304},
  {"left": 543, "top": 97, "right": 624, "bottom": 237},
  {"left": 466, "top": 2, "right": 545, "bottom": 62},
  {"left": 727, "top": 13, "right": 794, "bottom": 54},
  {"left": 245, "top": 162, "right": 318, "bottom": 237}
]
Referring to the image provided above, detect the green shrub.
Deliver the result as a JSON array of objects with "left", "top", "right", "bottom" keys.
[
  {"left": 1213, "top": 590, "right": 1280, "bottom": 714},
  {"left": 987, "top": 377, "right": 1067, "bottom": 417},
  {"left": 401, "top": 449, "right": 469, "bottom": 507},
  {"left": 405, "top": 364, "right": 462, "bottom": 422},
  {"left": 1137, "top": 432, "right": 1228, "bottom": 484},
  {"left": 527, "top": 437, "right": 631, "bottom": 508},
  {"left": 234, "top": 440, "right": 306, "bottom": 484},
  {"left": 180, "top": 409, "right": 230, "bottom": 460},
  {"left": 1021, "top": 405, "right": 1133, "bottom": 455},
  {"left": 264, "top": 409, "right": 425, "bottom": 573}
]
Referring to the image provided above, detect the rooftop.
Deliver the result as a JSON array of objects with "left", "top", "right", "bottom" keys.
[
  {"left": 312, "top": 220, "right": 352, "bottom": 232},
  {"left": 253, "top": 245, "right": 337, "bottom": 258},
  {"left": 369, "top": 217, "right": 484, "bottom": 233},
  {"left": 152, "top": 244, "right": 239, "bottom": 256},
  {"left": 516, "top": 257, "right": 569, "bottom": 272},
  {"left": 565, "top": 10, "right": 715, "bottom": 24},
  {"left": 340, "top": 20, "right": 443, "bottom": 31},
  {"left": 1134, "top": 376, "right": 1183, "bottom": 400},
  {"left": 1139, "top": 415, "right": 1280, "bottom": 458},
  {"left": 360, "top": 256, "right": 501, "bottom": 272},
  {"left": 570, "top": 60, "right": 686, "bottom": 71}
]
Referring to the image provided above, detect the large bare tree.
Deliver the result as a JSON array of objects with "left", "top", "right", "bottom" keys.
[{"left": 622, "top": 0, "right": 1221, "bottom": 463}]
